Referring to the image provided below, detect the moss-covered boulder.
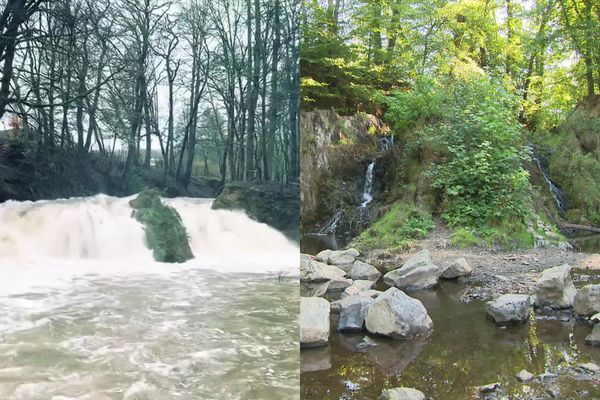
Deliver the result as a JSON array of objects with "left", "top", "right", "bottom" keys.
[
  {"left": 212, "top": 182, "right": 299, "bottom": 238},
  {"left": 130, "top": 189, "right": 194, "bottom": 263}
]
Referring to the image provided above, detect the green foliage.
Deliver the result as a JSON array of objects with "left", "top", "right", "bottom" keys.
[
  {"left": 548, "top": 110, "right": 600, "bottom": 225},
  {"left": 426, "top": 77, "right": 532, "bottom": 228},
  {"left": 450, "top": 228, "right": 483, "bottom": 249},
  {"left": 450, "top": 222, "right": 534, "bottom": 250},
  {"left": 380, "top": 77, "right": 445, "bottom": 132},
  {"left": 130, "top": 189, "right": 194, "bottom": 263},
  {"left": 354, "top": 203, "right": 434, "bottom": 252}
]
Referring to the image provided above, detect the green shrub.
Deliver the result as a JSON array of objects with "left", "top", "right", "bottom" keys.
[
  {"left": 548, "top": 111, "right": 600, "bottom": 225},
  {"left": 130, "top": 189, "right": 194, "bottom": 263},
  {"left": 354, "top": 203, "right": 434, "bottom": 252},
  {"left": 450, "top": 228, "right": 483, "bottom": 249},
  {"left": 426, "top": 77, "right": 532, "bottom": 228}
]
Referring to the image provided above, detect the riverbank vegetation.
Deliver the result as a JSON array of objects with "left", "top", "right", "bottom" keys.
[
  {"left": 301, "top": 0, "right": 600, "bottom": 249},
  {"left": 0, "top": 0, "right": 300, "bottom": 202}
]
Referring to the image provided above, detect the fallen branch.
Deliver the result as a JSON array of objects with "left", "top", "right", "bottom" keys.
[{"left": 558, "top": 222, "right": 600, "bottom": 234}]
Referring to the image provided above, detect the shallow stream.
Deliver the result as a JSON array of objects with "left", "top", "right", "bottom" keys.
[{"left": 301, "top": 281, "right": 600, "bottom": 399}]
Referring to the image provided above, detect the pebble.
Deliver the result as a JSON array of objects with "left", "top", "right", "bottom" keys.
[
  {"left": 477, "top": 382, "right": 500, "bottom": 393},
  {"left": 515, "top": 369, "right": 534, "bottom": 382}
]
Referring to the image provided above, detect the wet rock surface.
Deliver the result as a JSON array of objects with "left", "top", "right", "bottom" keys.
[{"left": 486, "top": 294, "right": 531, "bottom": 325}]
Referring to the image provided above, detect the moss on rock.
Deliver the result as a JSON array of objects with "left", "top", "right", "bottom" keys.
[
  {"left": 130, "top": 189, "right": 194, "bottom": 263},
  {"left": 212, "top": 182, "right": 299, "bottom": 238}
]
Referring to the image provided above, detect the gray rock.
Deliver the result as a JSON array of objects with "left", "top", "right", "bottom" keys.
[
  {"left": 586, "top": 324, "right": 600, "bottom": 347},
  {"left": 300, "top": 297, "right": 330, "bottom": 347},
  {"left": 441, "top": 257, "right": 472, "bottom": 279},
  {"left": 300, "top": 254, "right": 347, "bottom": 283},
  {"left": 578, "top": 362, "right": 600, "bottom": 373},
  {"left": 380, "top": 387, "right": 426, "bottom": 400},
  {"left": 341, "top": 280, "right": 376, "bottom": 298},
  {"left": 338, "top": 295, "right": 373, "bottom": 332},
  {"left": 301, "top": 281, "right": 329, "bottom": 297},
  {"left": 333, "top": 288, "right": 382, "bottom": 313},
  {"left": 515, "top": 369, "right": 534, "bottom": 382},
  {"left": 326, "top": 276, "right": 353, "bottom": 293},
  {"left": 383, "top": 250, "right": 442, "bottom": 291},
  {"left": 591, "top": 313, "right": 600, "bottom": 323},
  {"left": 349, "top": 260, "right": 382, "bottom": 281},
  {"left": 365, "top": 287, "right": 433, "bottom": 339},
  {"left": 486, "top": 294, "right": 531, "bottom": 325},
  {"left": 477, "top": 382, "right": 500, "bottom": 393},
  {"left": 533, "top": 264, "right": 576, "bottom": 309},
  {"left": 357, "top": 336, "right": 378, "bottom": 348},
  {"left": 574, "top": 284, "right": 600, "bottom": 316},
  {"left": 315, "top": 248, "right": 359, "bottom": 267}
]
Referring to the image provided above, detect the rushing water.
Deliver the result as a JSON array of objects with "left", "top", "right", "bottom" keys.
[
  {"left": 360, "top": 161, "right": 375, "bottom": 208},
  {"left": 0, "top": 195, "right": 299, "bottom": 400},
  {"left": 301, "top": 281, "right": 600, "bottom": 399}
]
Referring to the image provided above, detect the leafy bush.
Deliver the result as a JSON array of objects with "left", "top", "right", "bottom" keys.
[
  {"left": 450, "top": 228, "right": 483, "bottom": 248},
  {"left": 426, "top": 77, "right": 532, "bottom": 228},
  {"left": 130, "top": 189, "right": 194, "bottom": 263},
  {"left": 381, "top": 77, "right": 445, "bottom": 133},
  {"left": 354, "top": 203, "right": 434, "bottom": 252}
]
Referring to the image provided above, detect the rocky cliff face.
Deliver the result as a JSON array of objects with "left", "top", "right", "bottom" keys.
[{"left": 300, "top": 110, "right": 389, "bottom": 231}]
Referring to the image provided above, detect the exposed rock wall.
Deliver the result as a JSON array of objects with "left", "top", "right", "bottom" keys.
[{"left": 300, "top": 110, "right": 388, "bottom": 231}]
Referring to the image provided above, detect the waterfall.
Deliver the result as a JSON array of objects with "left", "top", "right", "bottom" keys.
[
  {"left": 318, "top": 210, "right": 345, "bottom": 235},
  {"left": 360, "top": 161, "right": 375, "bottom": 208},
  {"left": 0, "top": 194, "right": 298, "bottom": 290},
  {"left": 528, "top": 148, "right": 567, "bottom": 213}
]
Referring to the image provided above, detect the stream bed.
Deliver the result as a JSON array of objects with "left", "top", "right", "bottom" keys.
[{"left": 301, "top": 280, "right": 600, "bottom": 399}]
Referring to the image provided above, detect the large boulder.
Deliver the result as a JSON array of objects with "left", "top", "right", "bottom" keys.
[
  {"left": 365, "top": 287, "right": 433, "bottom": 339},
  {"left": 300, "top": 297, "right": 330, "bottom": 347},
  {"left": 533, "top": 264, "right": 576, "bottom": 309},
  {"left": 300, "top": 254, "right": 347, "bottom": 283},
  {"left": 441, "top": 257, "right": 473, "bottom": 279},
  {"left": 315, "top": 248, "right": 360, "bottom": 269},
  {"left": 332, "top": 289, "right": 382, "bottom": 314},
  {"left": 486, "top": 294, "right": 531, "bottom": 325},
  {"left": 349, "top": 260, "right": 382, "bottom": 281},
  {"left": 338, "top": 295, "right": 374, "bottom": 332},
  {"left": 383, "top": 250, "right": 442, "bottom": 291},
  {"left": 341, "top": 280, "right": 376, "bottom": 298},
  {"left": 380, "top": 387, "right": 426, "bottom": 400},
  {"left": 574, "top": 284, "right": 600, "bottom": 316}
]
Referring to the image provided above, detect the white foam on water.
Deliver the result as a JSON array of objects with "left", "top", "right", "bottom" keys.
[
  {"left": 0, "top": 194, "right": 299, "bottom": 399},
  {"left": 0, "top": 194, "right": 298, "bottom": 297}
]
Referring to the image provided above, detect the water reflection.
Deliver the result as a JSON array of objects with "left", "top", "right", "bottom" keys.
[{"left": 301, "top": 281, "right": 600, "bottom": 399}]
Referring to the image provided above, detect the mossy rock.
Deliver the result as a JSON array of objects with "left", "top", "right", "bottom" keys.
[
  {"left": 212, "top": 182, "right": 299, "bottom": 238},
  {"left": 130, "top": 189, "right": 194, "bottom": 263}
]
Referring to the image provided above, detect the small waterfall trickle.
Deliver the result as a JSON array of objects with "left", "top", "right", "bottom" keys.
[
  {"left": 319, "top": 210, "right": 345, "bottom": 235},
  {"left": 528, "top": 146, "right": 567, "bottom": 213},
  {"left": 360, "top": 161, "right": 375, "bottom": 208}
]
